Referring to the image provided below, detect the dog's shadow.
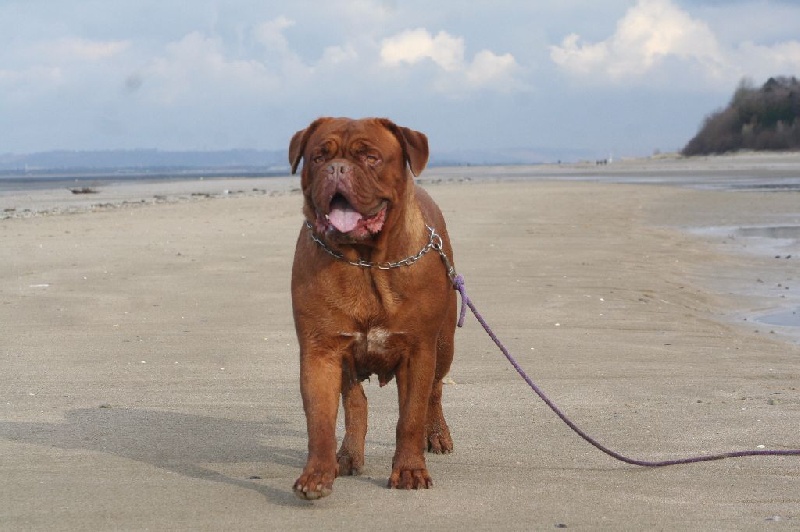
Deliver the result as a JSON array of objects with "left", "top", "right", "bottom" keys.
[{"left": 0, "top": 407, "right": 309, "bottom": 506}]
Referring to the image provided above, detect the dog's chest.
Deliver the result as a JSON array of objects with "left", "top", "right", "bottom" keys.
[
  {"left": 344, "top": 327, "right": 404, "bottom": 383},
  {"left": 348, "top": 327, "right": 395, "bottom": 357}
]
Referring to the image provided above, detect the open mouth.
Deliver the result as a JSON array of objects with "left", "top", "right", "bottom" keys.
[{"left": 318, "top": 193, "right": 387, "bottom": 237}]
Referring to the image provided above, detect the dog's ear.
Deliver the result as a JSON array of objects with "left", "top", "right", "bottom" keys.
[
  {"left": 289, "top": 117, "right": 332, "bottom": 174},
  {"left": 378, "top": 119, "right": 429, "bottom": 177},
  {"left": 397, "top": 126, "right": 429, "bottom": 177}
]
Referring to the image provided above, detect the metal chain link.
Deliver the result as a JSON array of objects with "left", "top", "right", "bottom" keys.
[{"left": 304, "top": 220, "right": 453, "bottom": 277}]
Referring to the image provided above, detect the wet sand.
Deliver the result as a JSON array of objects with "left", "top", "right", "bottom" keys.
[{"left": 1, "top": 155, "right": 799, "bottom": 528}]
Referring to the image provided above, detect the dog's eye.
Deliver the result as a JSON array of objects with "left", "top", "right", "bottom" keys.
[
  {"left": 364, "top": 154, "right": 380, "bottom": 165},
  {"left": 312, "top": 155, "right": 325, "bottom": 164}
]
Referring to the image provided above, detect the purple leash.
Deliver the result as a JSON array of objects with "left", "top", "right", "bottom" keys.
[
  {"left": 306, "top": 221, "right": 800, "bottom": 466},
  {"left": 452, "top": 273, "right": 800, "bottom": 467}
]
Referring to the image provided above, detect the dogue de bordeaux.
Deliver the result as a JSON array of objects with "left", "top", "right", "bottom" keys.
[{"left": 288, "top": 117, "right": 457, "bottom": 499}]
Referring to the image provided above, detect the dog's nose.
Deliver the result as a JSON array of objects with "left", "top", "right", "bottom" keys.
[{"left": 327, "top": 161, "right": 351, "bottom": 178}]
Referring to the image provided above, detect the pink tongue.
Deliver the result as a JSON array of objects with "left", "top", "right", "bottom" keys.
[{"left": 328, "top": 197, "right": 363, "bottom": 233}]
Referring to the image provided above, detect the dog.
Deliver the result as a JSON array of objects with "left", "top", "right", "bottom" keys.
[{"left": 288, "top": 117, "right": 457, "bottom": 499}]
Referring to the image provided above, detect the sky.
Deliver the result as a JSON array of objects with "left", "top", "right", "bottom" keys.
[{"left": 1, "top": 0, "right": 799, "bottom": 161}]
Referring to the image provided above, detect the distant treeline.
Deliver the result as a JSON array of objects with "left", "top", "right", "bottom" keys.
[{"left": 683, "top": 76, "right": 800, "bottom": 156}]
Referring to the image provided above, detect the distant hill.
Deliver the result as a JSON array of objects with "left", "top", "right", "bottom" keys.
[
  {"left": 683, "top": 76, "right": 800, "bottom": 156},
  {"left": 0, "top": 146, "right": 592, "bottom": 177}
]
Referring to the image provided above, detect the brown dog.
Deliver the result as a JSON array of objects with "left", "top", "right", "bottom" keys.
[{"left": 288, "top": 117, "right": 457, "bottom": 499}]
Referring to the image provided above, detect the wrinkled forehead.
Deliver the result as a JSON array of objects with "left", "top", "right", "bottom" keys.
[{"left": 310, "top": 118, "right": 398, "bottom": 151}]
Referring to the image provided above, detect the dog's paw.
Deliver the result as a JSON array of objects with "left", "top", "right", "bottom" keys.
[
  {"left": 387, "top": 467, "right": 433, "bottom": 490},
  {"left": 426, "top": 429, "right": 453, "bottom": 454},
  {"left": 293, "top": 467, "right": 336, "bottom": 500},
  {"left": 336, "top": 448, "right": 364, "bottom": 476}
]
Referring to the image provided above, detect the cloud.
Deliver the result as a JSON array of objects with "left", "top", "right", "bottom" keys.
[
  {"left": 0, "top": 36, "right": 131, "bottom": 103},
  {"left": 380, "top": 28, "right": 522, "bottom": 93},
  {"left": 733, "top": 40, "right": 800, "bottom": 79},
  {"left": 141, "top": 15, "right": 325, "bottom": 106},
  {"left": 1, "top": 37, "right": 129, "bottom": 84},
  {"left": 253, "top": 16, "right": 295, "bottom": 53},
  {"left": 143, "top": 31, "right": 272, "bottom": 104},
  {"left": 320, "top": 44, "right": 359, "bottom": 66},
  {"left": 462, "top": 50, "right": 521, "bottom": 92},
  {"left": 381, "top": 28, "right": 464, "bottom": 71},
  {"left": 34, "top": 37, "right": 131, "bottom": 63},
  {"left": 550, "top": 0, "right": 800, "bottom": 89},
  {"left": 0, "top": 66, "right": 64, "bottom": 103},
  {"left": 550, "top": 0, "right": 724, "bottom": 82}
]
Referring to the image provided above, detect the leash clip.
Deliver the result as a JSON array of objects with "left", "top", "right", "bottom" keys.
[{"left": 430, "top": 230, "right": 457, "bottom": 284}]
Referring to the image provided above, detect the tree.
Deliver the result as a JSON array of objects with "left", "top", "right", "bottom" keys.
[{"left": 682, "top": 76, "right": 800, "bottom": 155}]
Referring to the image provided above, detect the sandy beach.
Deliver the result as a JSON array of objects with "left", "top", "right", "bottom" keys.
[{"left": 1, "top": 155, "right": 799, "bottom": 529}]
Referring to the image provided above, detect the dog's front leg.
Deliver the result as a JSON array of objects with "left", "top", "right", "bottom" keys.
[
  {"left": 337, "top": 378, "right": 367, "bottom": 475},
  {"left": 293, "top": 350, "right": 342, "bottom": 500},
  {"left": 389, "top": 346, "right": 436, "bottom": 489}
]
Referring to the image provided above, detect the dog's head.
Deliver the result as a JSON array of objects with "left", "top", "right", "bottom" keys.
[{"left": 289, "top": 117, "right": 428, "bottom": 241}]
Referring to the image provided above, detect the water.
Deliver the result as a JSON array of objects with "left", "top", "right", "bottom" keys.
[
  {"left": 0, "top": 168, "right": 288, "bottom": 193},
  {"left": 757, "top": 307, "right": 800, "bottom": 328},
  {"left": 691, "top": 223, "right": 799, "bottom": 343},
  {"left": 736, "top": 225, "right": 800, "bottom": 243}
]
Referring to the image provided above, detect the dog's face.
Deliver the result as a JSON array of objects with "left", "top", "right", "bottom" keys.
[{"left": 289, "top": 117, "right": 428, "bottom": 241}]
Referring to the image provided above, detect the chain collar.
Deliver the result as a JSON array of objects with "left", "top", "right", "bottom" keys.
[{"left": 304, "top": 220, "right": 454, "bottom": 279}]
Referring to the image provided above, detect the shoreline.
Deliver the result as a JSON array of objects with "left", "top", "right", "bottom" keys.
[
  {"left": 0, "top": 175, "right": 301, "bottom": 220},
  {"left": 3, "top": 150, "right": 800, "bottom": 220}
]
